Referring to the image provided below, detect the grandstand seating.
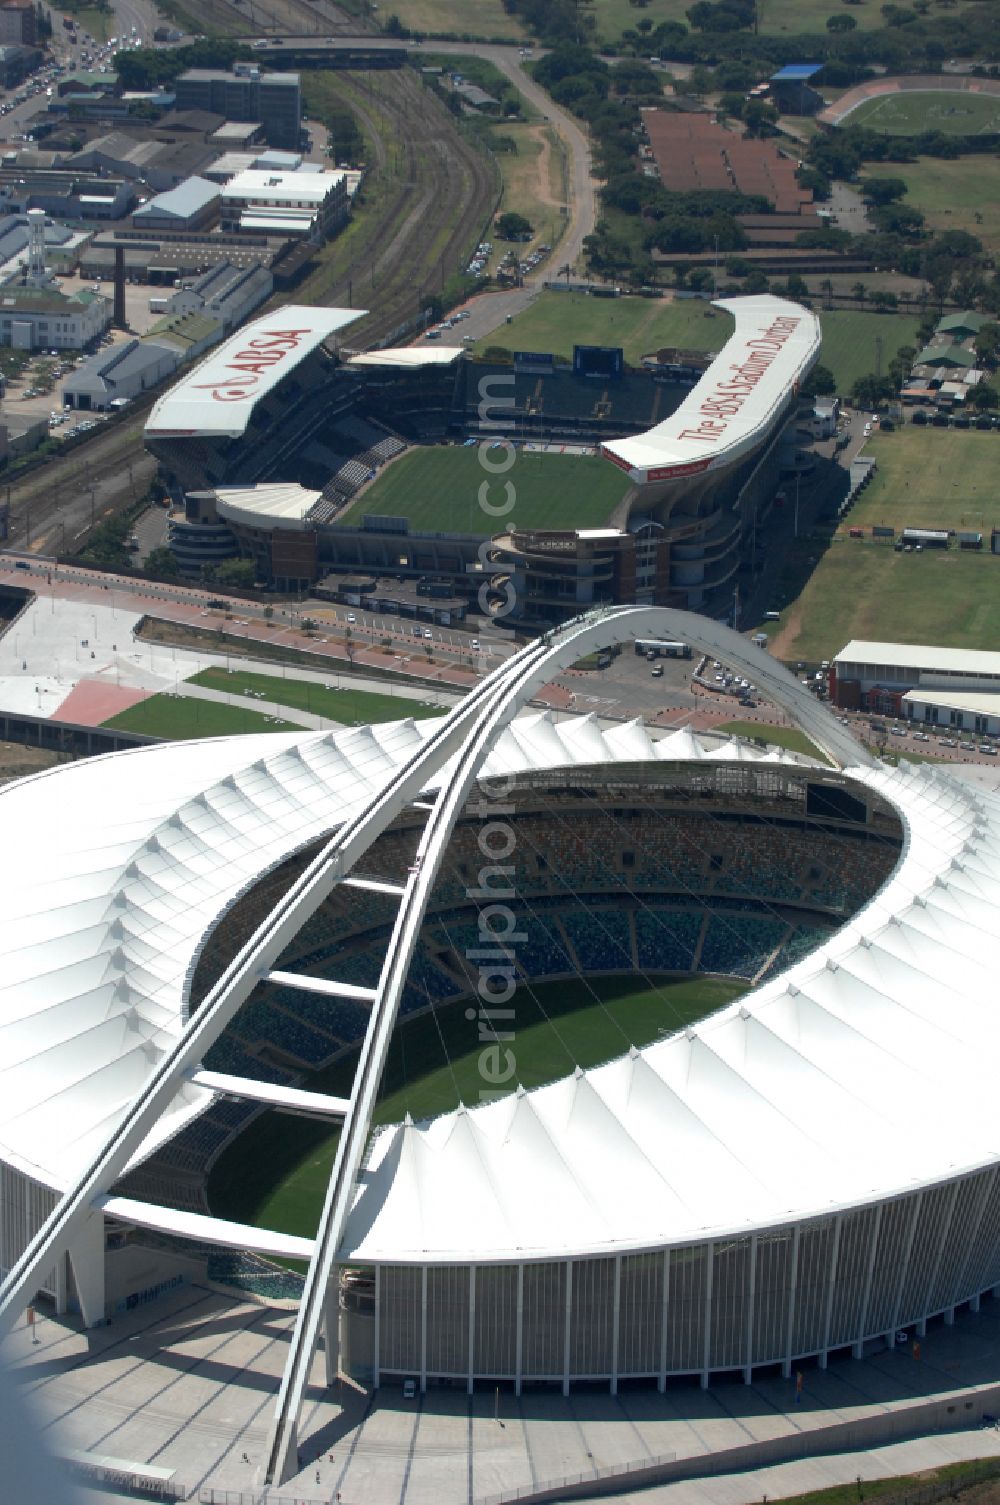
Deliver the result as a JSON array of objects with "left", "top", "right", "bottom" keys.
[
  {"left": 561, "top": 907, "right": 634, "bottom": 974},
  {"left": 161, "top": 799, "right": 899, "bottom": 1216},
  {"left": 698, "top": 910, "right": 789, "bottom": 980}
]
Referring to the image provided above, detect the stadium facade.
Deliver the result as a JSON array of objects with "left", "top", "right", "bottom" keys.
[
  {"left": 144, "top": 296, "right": 819, "bottom": 621},
  {"left": 2, "top": 607, "right": 1000, "bottom": 1482}
]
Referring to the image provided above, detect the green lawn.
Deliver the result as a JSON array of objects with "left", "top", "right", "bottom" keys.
[
  {"left": 337, "top": 444, "right": 631, "bottom": 533},
  {"left": 816, "top": 309, "right": 921, "bottom": 393},
  {"left": 774, "top": 428, "right": 1000, "bottom": 662},
  {"left": 208, "top": 974, "right": 744, "bottom": 1237},
  {"left": 187, "top": 669, "right": 444, "bottom": 727},
  {"left": 716, "top": 721, "right": 826, "bottom": 761},
  {"left": 102, "top": 695, "right": 305, "bottom": 740},
  {"left": 847, "top": 89, "right": 1000, "bottom": 136},
  {"left": 479, "top": 293, "right": 920, "bottom": 396},
  {"left": 383, "top": 0, "right": 978, "bottom": 40},
  {"left": 863, "top": 155, "right": 1000, "bottom": 255},
  {"left": 775, "top": 1459, "right": 1000, "bottom": 1505}
]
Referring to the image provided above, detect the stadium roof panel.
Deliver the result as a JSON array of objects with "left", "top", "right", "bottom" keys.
[
  {"left": 599, "top": 295, "right": 821, "bottom": 485},
  {"left": 771, "top": 63, "right": 823, "bottom": 81},
  {"left": 347, "top": 346, "right": 465, "bottom": 368},
  {"left": 215, "top": 482, "right": 321, "bottom": 530},
  {"left": 144, "top": 305, "right": 364, "bottom": 439},
  {"left": 834, "top": 639, "right": 1000, "bottom": 677}
]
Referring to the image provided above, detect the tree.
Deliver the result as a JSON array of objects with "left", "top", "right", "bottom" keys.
[
  {"left": 871, "top": 289, "right": 899, "bottom": 311},
  {"left": 851, "top": 373, "right": 895, "bottom": 407},
  {"left": 861, "top": 177, "right": 908, "bottom": 205},
  {"left": 826, "top": 12, "right": 857, "bottom": 28},
  {"left": 969, "top": 384, "right": 998, "bottom": 410},
  {"left": 213, "top": 558, "right": 257, "bottom": 587},
  {"left": 852, "top": 281, "right": 867, "bottom": 306},
  {"left": 802, "top": 362, "right": 836, "bottom": 396},
  {"left": 496, "top": 211, "right": 534, "bottom": 241},
  {"left": 974, "top": 321, "right": 1000, "bottom": 365},
  {"left": 143, "top": 546, "right": 178, "bottom": 578},
  {"left": 820, "top": 277, "right": 834, "bottom": 309}
]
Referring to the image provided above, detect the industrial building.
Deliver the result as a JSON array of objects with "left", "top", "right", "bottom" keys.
[
  {"left": 133, "top": 176, "right": 221, "bottom": 233},
  {"left": 174, "top": 68, "right": 302, "bottom": 150},
  {"left": 831, "top": 639, "right": 1000, "bottom": 725},
  {"left": 219, "top": 167, "right": 348, "bottom": 239},
  {"left": 62, "top": 339, "right": 179, "bottom": 411}
]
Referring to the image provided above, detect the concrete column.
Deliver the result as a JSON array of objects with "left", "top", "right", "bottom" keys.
[
  {"left": 67, "top": 1211, "right": 105, "bottom": 1329},
  {"left": 701, "top": 1242, "right": 714, "bottom": 1390},
  {"left": 744, "top": 1235, "right": 758, "bottom": 1385},
  {"left": 820, "top": 1214, "right": 843, "bottom": 1371},
  {"left": 420, "top": 1266, "right": 428, "bottom": 1393},
  {"left": 782, "top": 1225, "right": 801, "bottom": 1380},
  {"left": 971, "top": 1293, "right": 981, "bottom": 1314},
  {"left": 515, "top": 1263, "right": 523, "bottom": 1397},
  {"left": 854, "top": 1204, "right": 883, "bottom": 1360},
  {"left": 890, "top": 1193, "right": 923, "bottom": 1340},
  {"left": 917, "top": 1317, "right": 927, "bottom": 1338},
  {"left": 610, "top": 1256, "right": 621, "bottom": 1396},
  {"left": 658, "top": 1249, "right": 670, "bottom": 1394},
  {"left": 467, "top": 1267, "right": 476, "bottom": 1396},
  {"left": 562, "top": 1261, "right": 573, "bottom": 1398},
  {"left": 373, "top": 1266, "right": 381, "bottom": 1389},
  {"left": 944, "top": 1307, "right": 955, "bottom": 1326}
]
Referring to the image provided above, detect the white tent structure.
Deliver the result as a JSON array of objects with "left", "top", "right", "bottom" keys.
[{"left": 1, "top": 607, "right": 999, "bottom": 1484}]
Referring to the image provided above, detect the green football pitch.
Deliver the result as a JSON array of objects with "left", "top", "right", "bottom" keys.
[
  {"left": 208, "top": 973, "right": 744, "bottom": 1241},
  {"left": 846, "top": 90, "right": 1000, "bottom": 136},
  {"left": 336, "top": 444, "right": 632, "bottom": 534}
]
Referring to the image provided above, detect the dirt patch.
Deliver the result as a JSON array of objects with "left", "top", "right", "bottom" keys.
[
  {"left": 0, "top": 741, "right": 64, "bottom": 785},
  {"left": 770, "top": 602, "right": 804, "bottom": 661}
]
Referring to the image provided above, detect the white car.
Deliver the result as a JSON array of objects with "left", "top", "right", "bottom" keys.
[
  {"left": 346, "top": 612, "right": 356, "bottom": 624},
  {"left": 424, "top": 628, "right": 434, "bottom": 639}
]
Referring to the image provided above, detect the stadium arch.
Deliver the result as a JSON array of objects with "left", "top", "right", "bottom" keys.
[{"left": 5, "top": 609, "right": 1000, "bottom": 1487}]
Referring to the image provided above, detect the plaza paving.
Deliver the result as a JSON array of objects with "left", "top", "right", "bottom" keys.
[{"left": 7, "top": 1280, "right": 1000, "bottom": 1503}]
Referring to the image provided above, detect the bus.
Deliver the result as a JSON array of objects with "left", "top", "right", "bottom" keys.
[{"left": 634, "top": 639, "right": 692, "bottom": 659}]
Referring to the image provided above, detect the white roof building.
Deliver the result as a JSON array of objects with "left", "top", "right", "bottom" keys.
[
  {"left": 600, "top": 295, "right": 820, "bottom": 485},
  {"left": 144, "top": 304, "right": 363, "bottom": 439},
  {"left": 834, "top": 640, "right": 1000, "bottom": 692}
]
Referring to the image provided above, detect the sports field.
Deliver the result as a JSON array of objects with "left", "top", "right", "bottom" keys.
[
  {"left": 208, "top": 973, "right": 744, "bottom": 1238},
  {"left": 481, "top": 293, "right": 920, "bottom": 396},
  {"left": 772, "top": 428, "right": 1000, "bottom": 663},
  {"left": 847, "top": 90, "right": 1000, "bottom": 136},
  {"left": 187, "top": 669, "right": 443, "bottom": 727},
  {"left": 337, "top": 444, "right": 631, "bottom": 533},
  {"left": 102, "top": 695, "right": 304, "bottom": 740},
  {"left": 863, "top": 155, "right": 1000, "bottom": 255},
  {"left": 382, "top": 0, "right": 977, "bottom": 40}
]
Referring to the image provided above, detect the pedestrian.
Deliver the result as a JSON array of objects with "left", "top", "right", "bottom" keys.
[
  {"left": 795, "top": 1369, "right": 804, "bottom": 1404},
  {"left": 316, "top": 1469, "right": 321, "bottom": 1485},
  {"left": 242, "top": 1452, "right": 249, "bottom": 1464}
]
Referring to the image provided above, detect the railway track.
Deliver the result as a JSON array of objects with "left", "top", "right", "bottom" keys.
[{"left": 2, "top": 68, "right": 498, "bottom": 556}]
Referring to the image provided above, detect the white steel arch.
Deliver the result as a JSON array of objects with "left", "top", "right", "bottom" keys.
[{"left": 0, "top": 606, "right": 873, "bottom": 1486}]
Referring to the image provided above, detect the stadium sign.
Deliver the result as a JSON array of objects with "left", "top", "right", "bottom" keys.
[
  {"left": 144, "top": 306, "right": 364, "bottom": 440},
  {"left": 675, "top": 312, "right": 803, "bottom": 447},
  {"left": 646, "top": 459, "right": 711, "bottom": 481},
  {"left": 193, "top": 328, "right": 315, "bottom": 403}
]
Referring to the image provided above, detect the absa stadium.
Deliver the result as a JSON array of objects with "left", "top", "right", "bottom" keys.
[{"left": 2, "top": 608, "right": 1000, "bottom": 1485}]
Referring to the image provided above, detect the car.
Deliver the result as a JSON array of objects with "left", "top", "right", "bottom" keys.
[
  {"left": 960, "top": 741, "right": 976, "bottom": 751},
  {"left": 940, "top": 738, "right": 957, "bottom": 748},
  {"left": 651, "top": 665, "right": 663, "bottom": 677},
  {"left": 345, "top": 612, "right": 356, "bottom": 624},
  {"left": 470, "top": 638, "right": 480, "bottom": 650},
  {"left": 402, "top": 1377, "right": 417, "bottom": 1400},
  {"left": 980, "top": 744, "right": 996, "bottom": 755},
  {"left": 913, "top": 731, "right": 931, "bottom": 742},
  {"left": 424, "top": 628, "right": 434, "bottom": 639},
  {"left": 890, "top": 727, "right": 907, "bottom": 737}
]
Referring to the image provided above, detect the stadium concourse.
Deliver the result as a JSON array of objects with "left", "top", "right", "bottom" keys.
[{"left": 3, "top": 607, "right": 1000, "bottom": 1498}]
